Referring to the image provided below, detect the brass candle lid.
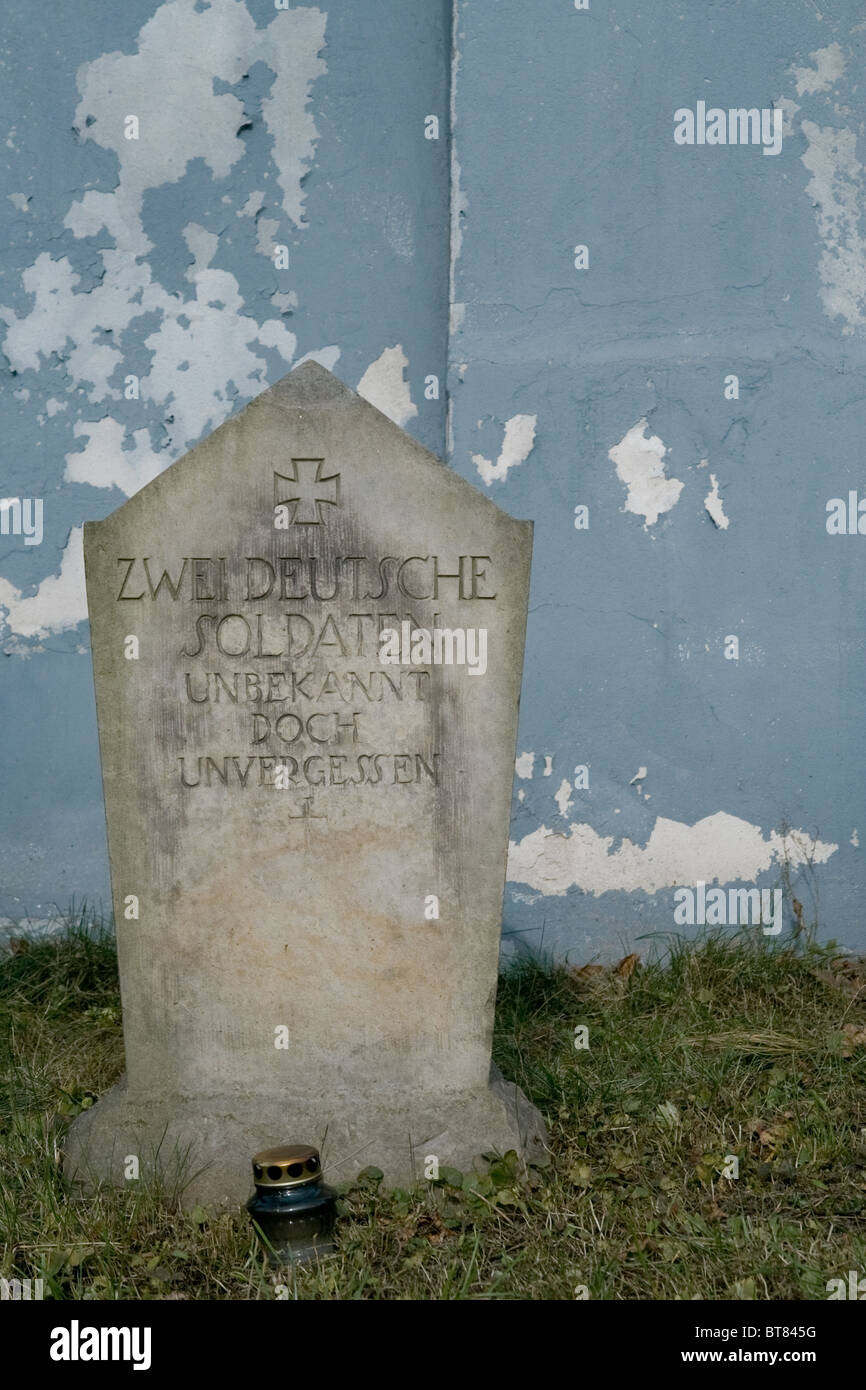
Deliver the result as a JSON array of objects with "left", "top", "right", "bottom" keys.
[{"left": 251, "top": 1144, "right": 322, "bottom": 1188}]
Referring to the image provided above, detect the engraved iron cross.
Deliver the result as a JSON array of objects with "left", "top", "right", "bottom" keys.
[{"left": 274, "top": 458, "right": 340, "bottom": 524}]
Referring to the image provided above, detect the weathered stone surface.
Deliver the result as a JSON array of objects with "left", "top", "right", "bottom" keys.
[{"left": 66, "top": 362, "right": 546, "bottom": 1205}]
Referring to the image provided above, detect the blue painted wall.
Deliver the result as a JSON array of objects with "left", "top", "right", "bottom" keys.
[
  {"left": 450, "top": 1, "right": 866, "bottom": 959},
  {"left": 2, "top": 0, "right": 864, "bottom": 961},
  {"left": 0, "top": 0, "right": 449, "bottom": 923}
]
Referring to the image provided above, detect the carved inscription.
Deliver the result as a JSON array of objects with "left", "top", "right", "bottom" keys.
[
  {"left": 118, "top": 545, "right": 495, "bottom": 823},
  {"left": 116, "top": 554, "right": 496, "bottom": 603}
]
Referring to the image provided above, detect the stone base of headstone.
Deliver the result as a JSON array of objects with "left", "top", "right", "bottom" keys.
[{"left": 64, "top": 1066, "right": 548, "bottom": 1207}]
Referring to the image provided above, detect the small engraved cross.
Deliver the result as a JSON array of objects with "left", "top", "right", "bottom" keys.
[
  {"left": 274, "top": 458, "right": 340, "bottom": 524},
  {"left": 286, "top": 796, "right": 327, "bottom": 848}
]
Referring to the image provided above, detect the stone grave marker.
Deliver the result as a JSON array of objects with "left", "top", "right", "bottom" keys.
[{"left": 66, "top": 362, "right": 547, "bottom": 1205}]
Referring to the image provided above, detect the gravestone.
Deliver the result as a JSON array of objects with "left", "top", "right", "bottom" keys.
[{"left": 65, "top": 362, "right": 546, "bottom": 1205}]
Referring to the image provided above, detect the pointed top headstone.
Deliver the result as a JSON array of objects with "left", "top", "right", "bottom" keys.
[{"left": 67, "top": 364, "right": 546, "bottom": 1204}]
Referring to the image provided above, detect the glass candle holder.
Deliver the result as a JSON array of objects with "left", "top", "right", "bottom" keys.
[{"left": 246, "top": 1144, "right": 337, "bottom": 1265}]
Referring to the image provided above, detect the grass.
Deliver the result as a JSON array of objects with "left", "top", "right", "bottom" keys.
[{"left": 2, "top": 910, "right": 866, "bottom": 1300}]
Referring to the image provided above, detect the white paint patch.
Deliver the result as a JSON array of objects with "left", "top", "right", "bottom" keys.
[
  {"left": 293, "top": 346, "right": 341, "bottom": 372},
  {"left": 630, "top": 767, "right": 647, "bottom": 784},
  {"left": 704, "top": 473, "right": 729, "bottom": 529},
  {"left": 271, "top": 291, "right": 298, "bottom": 314},
  {"left": 0, "top": 527, "right": 85, "bottom": 639},
  {"left": 45, "top": 398, "right": 68, "bottom": 417},
  {"left": 255, "top": 218, "right": 281, "bottom": 260},
  {"left": 64, "top": 419, "right": 164, "bottom": 497},
  {"left": 515, "top": 752, "right": 535, "bottom": 779},
  {"left": 8, "top": 193, "right": 30, "bottom": 212},
  {"left": 543, "top": 756, "right": 553, "bottom": 777},
  {"left": 3, "top": 253, "right": 126, "bottom": 402},
  {"left": 800, "top": 119, "right": 866, "bottom": 331},
  {"left": 472, "top": 414, "right": 537, "bottom": 486},
  {"left": 138, "top": 224, "right": 298, "bottom": 448},
  {"left": 183, "top": 222, "right": 220, "bottom": 282},
  {"left": 357, "top": 346, "right": 417, "bottom": 427},
  {"left": 554, "top": 779, "right": 573, "bottom": 817},
  {"left": 507, "top": 811, "right": 838, "bottom": 898},
  {"left": 775, "top": 94, "right": 801, "bottom": 142},
  {"left": 238, "top": 191, "right": 265, "bottom": 219},
  {"left": 851, "top": 829, "right": 859, "bottom": 848},
  {"left": 0, "top": 0, "right": 331, "bottom": 567},
  {"left": 66, "top": 0, "right": 326, "bottom": 254},
  {"left": 608, "top": 419, "right": 684, "bottom": 527},
  {"left": 791, "top": 42, "right": 847, "bottom": 97},
  {"left": 259, "top": 12, "right": 327, "bottom": 230}
]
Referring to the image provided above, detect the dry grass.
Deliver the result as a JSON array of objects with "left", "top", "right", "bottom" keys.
[{"left": 2, "top": 911, "right": 866, "bottom": 1299}]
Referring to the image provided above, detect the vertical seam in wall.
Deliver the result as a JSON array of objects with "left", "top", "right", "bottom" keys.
[{"left": 445, "top": 0, "right": 461, "bottom": 463}]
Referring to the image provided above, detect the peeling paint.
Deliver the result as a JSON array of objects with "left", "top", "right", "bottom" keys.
[
  {"left": 255, "top": 218, "right": 281, "bottom": 260},
  {"left": 270, "top": 290, "right": 298, "bottom": 315},
  {"left": 799, "top": 117, "right": 866, "bottom": 332},
  {"left": 64, "top": 419, "right": 163, "bottom": 497},
  {"left": 514, "top": 751, "right": 534, "bottom": 779},
  {"left": 704, "top": 473, "right": 729, "bottom": 529},
  {"left": 294, "top": 344, "right": 341, "bottom": 372},
  {"left": 293, "top": 346, "right": 341, "bottom": 372},
  {"left": 472, "top": 413, "right": 536, "bottom": 486},
  {"left": 554, "top": 779, "right": 573, "bottom": 816},
  {"left": 629, "top": 767, "right": 647, "bottom": 784},
  {"left": 356, "top": 346, "right": 417, "bottom": 427},
  {"left": 507, "top": 812, "right": 839, "bottom": 898},
  {"left": 1, "top": 1, "right": 328, "bottom": 458},
  {"left": 66, "top": 0, "right": 326, "bottom": 255},
  {"left": 184, "top": 222, "right": 220, "bottom": 280},
  {"left": 238, "top": 190, "right": 265, "bottom": 219},
  {"left": 0, "top": 0, "right": 332, "bottom": 647},
  {"left": 608, "top": 419, "right": 683, "bottom": 527},
  {"left": 0, "top": 528, "right": 85, "bottom": 640},
  {"left": 780, "top": 37, "right": 866, "bottom": 333},
  {"left": 791, "top": 42, "right": 847, "bottom": 97}
]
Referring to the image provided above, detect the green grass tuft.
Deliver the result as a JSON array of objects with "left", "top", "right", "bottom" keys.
[{"left": 2, "top": 919, "right": 866, "bottom": 1299}]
